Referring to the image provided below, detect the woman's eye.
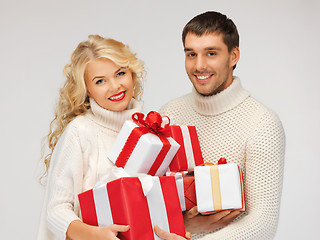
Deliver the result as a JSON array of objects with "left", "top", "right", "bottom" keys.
[
  {"left": 96, "top": 79, "right": 104, "bottom": 85},
  {"left": 117, "top": 71, "right": 126, "bottom": 77}
]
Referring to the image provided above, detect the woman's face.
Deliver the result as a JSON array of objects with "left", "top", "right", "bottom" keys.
[{"left": 84, "top": 58, "right": 134, "bottom": 112}]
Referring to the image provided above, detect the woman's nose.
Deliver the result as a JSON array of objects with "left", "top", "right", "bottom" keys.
[{"left": 109, "top": 78, "right": 121, "bottom": 91}]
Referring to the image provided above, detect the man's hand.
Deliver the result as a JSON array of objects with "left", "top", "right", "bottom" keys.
[
  {"left": 154, "top": 225, "right": 191, "bottom": 240},
  {"left": 184, "top": 206, "right": 241, "bottom": 233}
]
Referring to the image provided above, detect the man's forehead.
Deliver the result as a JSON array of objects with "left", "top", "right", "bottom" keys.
[{"left": 184, "top": 32, "right": 226, "bottom": 51}]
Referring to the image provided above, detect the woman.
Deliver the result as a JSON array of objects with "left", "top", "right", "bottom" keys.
[{"left": 38, "top": 34, "right": 189, "bottom": 240}]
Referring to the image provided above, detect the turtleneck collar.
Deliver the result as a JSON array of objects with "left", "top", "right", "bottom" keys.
[
  {"left": 86, "top": 98, "right": 142, "bottom": 132},
  {"left": 191, "top": 77, "right": 250, "bottom": 116}
]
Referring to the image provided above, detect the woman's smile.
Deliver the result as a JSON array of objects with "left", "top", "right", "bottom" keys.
[{"left": 108, "top": 91, "right": 126, "bottom": 101}]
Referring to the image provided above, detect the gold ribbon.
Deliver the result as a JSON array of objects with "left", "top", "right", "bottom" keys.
[{"left": 210, "top": 165, "right": 222, "bottom": 210}]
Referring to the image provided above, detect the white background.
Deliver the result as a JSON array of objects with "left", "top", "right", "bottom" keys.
[{"left": 0, "top": 0, "right": 319, "bottom": 239}]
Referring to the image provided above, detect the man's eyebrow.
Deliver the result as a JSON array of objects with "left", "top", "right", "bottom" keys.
[
  {"left": 205, "top": 47, "right": 222, "bottom": 51},
  {"left": 184, "top": 47, "right": 222, "bottom": 52}
]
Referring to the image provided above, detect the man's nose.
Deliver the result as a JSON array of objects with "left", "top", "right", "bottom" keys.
[{"left": 195, "top": 55, "right": 207, "bottom": 72}]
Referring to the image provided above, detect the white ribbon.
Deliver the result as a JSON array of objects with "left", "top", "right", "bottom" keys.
[
  {"left": 95, "top": 167, "right": 154, "bottom": 197},
  {"left": 138, "top": 174, "right": 154, "bottom": 196},
  {"left": 95, "top": 167, "right": 131, "bottom": 188}
]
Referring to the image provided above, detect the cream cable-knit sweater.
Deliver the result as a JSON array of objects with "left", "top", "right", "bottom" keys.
[
  {"left": 160, "top": 77, "right": 285, "bottom": 240},
  {"left": 37, "top": 98, "right": 142, "bottom": 240}
]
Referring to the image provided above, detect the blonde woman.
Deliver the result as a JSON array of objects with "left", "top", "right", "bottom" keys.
[{"left": 37, "top": 35, "right": 189, "bottom": 240}]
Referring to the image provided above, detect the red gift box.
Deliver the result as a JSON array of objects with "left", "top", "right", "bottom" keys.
[
  {"left": 78, "top": 176, "right": 186, "bottom": 240},
  {"left": 169, "top": 125, "right": 204, "bottom": 172},
  {"left": 168, "top": 172, "right": 196, "bottom": 211},
  {"left": 182, "top": 177, "right": 196, "bottom": 211}
]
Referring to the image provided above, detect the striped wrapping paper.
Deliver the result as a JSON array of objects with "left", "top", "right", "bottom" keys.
[
  {"left": 78, "top": 176, "right": 186, "bottom": 240},
  {"left": 169, "top": 125, "right": 204, "bottom": 172}
]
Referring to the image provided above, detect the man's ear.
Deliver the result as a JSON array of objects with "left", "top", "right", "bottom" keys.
[{"left": 230, "top": 46, "right": 240, "bottom": 68}]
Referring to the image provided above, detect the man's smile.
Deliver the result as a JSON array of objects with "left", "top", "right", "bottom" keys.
[{"left": 195, "top": 74, "right": 214, "bottom": 82}]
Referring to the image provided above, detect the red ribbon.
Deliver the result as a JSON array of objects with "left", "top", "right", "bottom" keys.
[
  {"left": 198, "top": 158, "right": 227, "bottom": 167},
  {"left": 115, "top": 111, "right": 172, "bottom": 176}
]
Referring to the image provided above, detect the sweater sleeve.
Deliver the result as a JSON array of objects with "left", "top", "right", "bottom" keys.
[
  {"left": 194, "top": 111, "right": 285, "bottom": 240},
  {"left": 45, "top": 124, "right": 85, "bottom": 239}
]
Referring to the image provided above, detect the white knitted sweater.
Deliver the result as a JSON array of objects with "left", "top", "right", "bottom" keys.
[
  {"left": 159, "top": 77, "right": 285, "bottom": 240},
  {"left": 37, "top": 98, "right": 142, "bottom": 240}
]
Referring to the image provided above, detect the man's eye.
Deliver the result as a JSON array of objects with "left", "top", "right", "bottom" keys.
[
  {"left": 187, "top": 53, "right": 196, "bottom": 57},
  {"left": 208, "top": 52, "right": 216, "bottom": 56}
]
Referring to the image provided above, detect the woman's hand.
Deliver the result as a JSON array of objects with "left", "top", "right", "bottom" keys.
[
  {"left": 183, "top": 206, "right": 241, "bottom": 233},
  {"left": 66, "top": 220, "right": 130, "bottom": 240},
  {"left": 154, "top": 225, "right": 191, "bottom": 240},
  {"left": 92, "top": 224, "right": 130, "bottom": 240}
]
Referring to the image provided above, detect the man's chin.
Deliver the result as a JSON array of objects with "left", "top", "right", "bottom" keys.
[{"left": 194, "top": 85, "right": 215, "bottom": 96}]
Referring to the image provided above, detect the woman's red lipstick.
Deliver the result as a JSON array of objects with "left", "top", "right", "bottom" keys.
[{"left": 108, "top": 91, "right": 126, "bottom": 102}]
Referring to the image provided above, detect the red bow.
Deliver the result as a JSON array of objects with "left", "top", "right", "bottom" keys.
[
  {"left": 218, "top": 158, "right": 227, "bottom": 164},
  {"left": 199, "top": 158, "right": 227, "bottom": 166},
  {"left": 132, "top": 111, "right": 171, "bottom": 137},
  {"left": 115, "top": 111, "right": 172, "bottom": 176}
]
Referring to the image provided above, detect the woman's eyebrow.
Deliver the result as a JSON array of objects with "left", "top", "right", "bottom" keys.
[
  {"left": 92, "top": 75, "right": 104, "bottom": 81},
  {"left": 115, "top": 67, "right": 127, "bottom": 73}
]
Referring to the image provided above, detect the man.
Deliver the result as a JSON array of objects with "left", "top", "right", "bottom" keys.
[{"left": 160, "top": 11, "right": 285, "bottom": 239}]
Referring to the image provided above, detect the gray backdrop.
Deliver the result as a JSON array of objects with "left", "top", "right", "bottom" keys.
[{"left": 1, "top": 0, "right": 319, "bottom": 239}]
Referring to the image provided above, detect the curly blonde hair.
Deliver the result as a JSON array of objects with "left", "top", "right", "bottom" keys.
[{"left": 40, "top": 35, "right": 145, "bottom": 182}]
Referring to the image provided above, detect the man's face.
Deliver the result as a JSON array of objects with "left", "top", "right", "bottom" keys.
[{"left": 184, "top": 32, "right": 239, "bottom": 96}]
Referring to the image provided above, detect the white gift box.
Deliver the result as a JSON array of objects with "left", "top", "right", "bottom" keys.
[
  {"left": 108, "top": 119, "right": 180, "bottom": 176},
  {"left": 194, "top": 162, "right": 245, "bottom": 214}
]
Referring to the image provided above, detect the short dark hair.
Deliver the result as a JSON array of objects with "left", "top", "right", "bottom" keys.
[{"left": 182, "top": 11, "right": 239, "bottom": 52}]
